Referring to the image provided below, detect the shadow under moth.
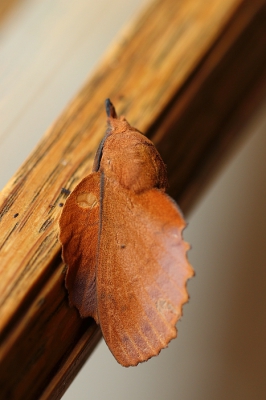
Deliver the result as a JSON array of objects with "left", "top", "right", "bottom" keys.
[{"left": 59, "top": 99, "right": 193, "bottom": 367}]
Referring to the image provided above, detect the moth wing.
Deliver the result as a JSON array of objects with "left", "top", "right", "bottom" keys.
[
  {"left": 97, "top": 178, "right": 193, "bottom": 366},
  {"left": 59, "top": 171, "right": 101, "bottom": 322}
]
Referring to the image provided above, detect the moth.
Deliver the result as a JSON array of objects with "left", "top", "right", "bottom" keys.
[{"left": 59, "top": 99, "right": 193, "bottom": 367}]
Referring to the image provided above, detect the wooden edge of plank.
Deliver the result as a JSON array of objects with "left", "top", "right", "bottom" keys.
[
  {"left": 39, "top": 324, "right": 102, "bottom": 400},
  {"left": 149, "top": 0, "right": 266, "bottom": 212}
]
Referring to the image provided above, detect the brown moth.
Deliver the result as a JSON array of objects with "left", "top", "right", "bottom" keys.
[{"left": 59, "top": 99, "right": 193, "bottom": 367}]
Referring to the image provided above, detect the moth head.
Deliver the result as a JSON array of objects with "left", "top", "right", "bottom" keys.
[
  {"left": 95, "top": 99, "right": 167, "bottom": 193},
  {"left": 105, "top": 98, "right": 133, "bottom": 135}
]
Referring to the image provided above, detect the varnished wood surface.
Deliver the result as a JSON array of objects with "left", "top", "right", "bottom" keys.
[
  {"left": 149, "top": 0, "right": 266, "bottom": 210},
  {"left": 0, "top": 0, "right": 265, "bottom": 398}
]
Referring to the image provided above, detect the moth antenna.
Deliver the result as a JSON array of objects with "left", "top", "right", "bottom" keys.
[{"left": 105, "top": 98, "right": 117, "bottom": 119}]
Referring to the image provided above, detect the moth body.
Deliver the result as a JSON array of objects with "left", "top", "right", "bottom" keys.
[{"left": 59, "top": 99, "right": 193, "bottom": 367}]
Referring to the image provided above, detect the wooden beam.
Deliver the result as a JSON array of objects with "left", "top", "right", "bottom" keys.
[
  {"left": 149, "top": 0, "right": 266, "bottom": 211},
  {"left": 0, "top": 0, "right": 265, "bottom": 398}
]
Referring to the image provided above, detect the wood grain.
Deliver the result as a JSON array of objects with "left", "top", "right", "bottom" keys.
[{"left": 0, "top": 0, "right": 265, "bottom": 398}]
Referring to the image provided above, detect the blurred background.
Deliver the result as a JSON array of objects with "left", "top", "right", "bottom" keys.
[{"left": 0, "top": 1, "right": 265, "bottom": 399}]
